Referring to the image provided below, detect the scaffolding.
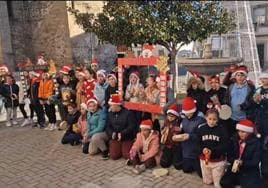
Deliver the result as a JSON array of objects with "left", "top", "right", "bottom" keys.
[{"left": 223, "top": 1, "right": 261, "bottom": 83}]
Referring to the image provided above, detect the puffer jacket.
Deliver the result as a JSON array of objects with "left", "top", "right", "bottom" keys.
[
  {"left": 38, "top": 79, "right": 54, "bottom": 100},
  {"left": 87, "top": 108, "right": 106, "bottom": 138},
  {"left": 130, "top": 131, "right": 160, "bottom": 162},
  {"left": 0, "top": 83, "right": 19, "bottom": 108}
]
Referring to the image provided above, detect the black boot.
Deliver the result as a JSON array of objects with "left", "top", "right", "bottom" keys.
[
  {"left": 82, "top": 143, "right": 89, "bottom": 154},
  {"left": 101, "top": 150, "right": 109, "bottom": 160}
]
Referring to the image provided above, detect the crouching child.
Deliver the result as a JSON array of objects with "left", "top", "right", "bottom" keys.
[
  {"left": 197, "top": 109, "right": 228, "bottom": 187},
  {"left": 160, "top": 104, "right": 183, "bottom": 170},
  {"left": 61, "top": 103, "right": 81, "bottom": 145},
  {"left": 128, "top": 119, "right": 160, "bottom": 174},
  {"left": 220, "top": 119, "right": 262, "bottom": 188}
]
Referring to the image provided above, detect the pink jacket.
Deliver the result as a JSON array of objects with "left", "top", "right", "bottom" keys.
[
  {"left": 131, "top": 131, "right": 160, "bottom": 162},
  {"left": 78, "top": 115, "right": 88, "bottom": 143}
]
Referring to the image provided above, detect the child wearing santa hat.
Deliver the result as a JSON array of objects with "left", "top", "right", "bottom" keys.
[
  {"left": 220, "top": 119, "right": 262, "bottom": 188},
  {"left": 90, "top": 57, "right": 99, "bottom": 73},
  {"left": 178, "top": 97, "right": 205, "bottom": 177},
  {"left": 128, "top": 119, "right": 160, "bottom": 174},
  {"left": 125, "top": 71, "right": 144, "bottom": 103},
  {"left": 160, "top": 104, "right": 183, "bottom": 170},
  {"left": 75, "top": 68, "right": 86, "bottom": 108},
  {"left": 83, "top": 67, "right": 96, "bottom": 102},
  {"left": 106, "top": 94, "right": 137, "bottom": 160},
  {"left": 29, "top": 71, "right": 46, "bottom": 128},
  {"left": 224, "top": 65, "right": 255, "bottom": 137},
  {"left": 197, "top": 109, "right": 228, "bottom": 187}
]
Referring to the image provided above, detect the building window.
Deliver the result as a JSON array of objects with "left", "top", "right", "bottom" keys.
[{"left": 253, "top": 7, "right": 266, "bottom": 25}]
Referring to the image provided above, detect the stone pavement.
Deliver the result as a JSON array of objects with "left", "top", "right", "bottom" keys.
[{"left": 0, "top": 120, "right": 212, "bottom": 188}]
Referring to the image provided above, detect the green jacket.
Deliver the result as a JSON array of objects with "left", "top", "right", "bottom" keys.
[{"left": 87, "top": 108, "right": 106, "bottom": 138}]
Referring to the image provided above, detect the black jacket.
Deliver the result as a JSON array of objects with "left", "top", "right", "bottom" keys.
[
  {"left": 106, "top": 107, "right": 136, "bottom": 141},
  {"left": 105, "top": 85, "right": 117, "bottom": 108},
  {"left": 197, "top": 123, "right": 228, "bottom": 159},
  {"left": 0, "top": 83, "right": 19, "bottom": 108},
  {"left": 187, "top": 88, "right": 207, "bottom": 114},
  {"left": 227, "top": 134, "right": 262, "bottom": 173},
  {"left": 206, "top": 87, "right": 227, "bottom": 105},
  {"left": 66, "top": 110, "right": 81, "bottom": 133}
]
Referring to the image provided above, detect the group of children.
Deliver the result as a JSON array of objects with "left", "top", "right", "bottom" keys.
[{"left": 0, "top": 59, "right": 268, "bottom": 188}]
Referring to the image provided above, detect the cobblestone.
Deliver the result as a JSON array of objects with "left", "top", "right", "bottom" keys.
[{"left": 0, "top": 122, "right": 212, "bottom": 188}]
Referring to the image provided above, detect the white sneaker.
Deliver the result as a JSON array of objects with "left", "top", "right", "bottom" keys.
[
  {"left": 12, "top": 120, "right": 18, "bottom": 125},
  {"left": 28, "top": 118, "right": 34, "bottom": 126},
  {"left": 54, "top": 123, "right": 58, "bottom": 130},
  {"left": 21, "top": 119, "right": 29, "bottom": 127},
  {"left": 49, "top": 123, "right": 55, "bottom": 131},
  {"left": 44, "top": 124, "right": 52, "bottom": 131},
  {"left": 6, "top": 122, "right": 12, "bottom": 127}
]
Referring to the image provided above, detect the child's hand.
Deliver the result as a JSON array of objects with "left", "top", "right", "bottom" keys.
[
  {"left": 117, "top": 133, "right": 122, "bottom": 141},
  {"left": 129, "top": 149, "right": 137, "bottom": 160},
  {"left": 112, "top": 132, "right": 117, "bottom": 140},
  {"left": 183, "top": 133, "right": 189, "bottom": 141},
  {"left": 203, "top": 148, "right": 211, "bottom": 155}
]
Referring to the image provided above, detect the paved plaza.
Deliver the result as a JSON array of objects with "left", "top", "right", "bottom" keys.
[{"left": 0, "top": 118, "right": 212, "bottom": 188}]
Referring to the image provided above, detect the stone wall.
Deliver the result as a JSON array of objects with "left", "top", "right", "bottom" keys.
[
  {"left": 27, "top": 1, "right": 72, "bottom": 65},
  {"left": 3, "top": 1, "right": 72, "bottom": 69},
  {"left": 0, "top": 1, "right": 14, "bottom": 69}
]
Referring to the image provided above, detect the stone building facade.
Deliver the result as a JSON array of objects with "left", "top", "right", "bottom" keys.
[{"left": 0, "top": 1, "right": 73, "bottom": 70}]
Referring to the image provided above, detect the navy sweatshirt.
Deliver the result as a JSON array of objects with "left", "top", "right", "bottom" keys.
[{"left": 197, "top": 123, "right": 228, "bottom": 160}]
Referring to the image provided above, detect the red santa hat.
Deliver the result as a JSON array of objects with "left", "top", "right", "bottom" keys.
[
  {"left": 143, "top": 44, "right": 154, "bottom": 51},
  {"left": 130, "top": 71, "right": 140, "bottom": 79},
  {"left": 236, "top": 119, "right": 255, "bottom": 133},
  {"left": 91, "top": 57, "right": 98, "bottom": 65},
  {"left": 60, "top": 65, "right": 72, "bottom": 75},
  {"left": 108, "top": 94, "right": 122, "bottom": 105},
  {"left": 108, "top": 73, "right": 117, "bottom": 81},
  {"left": 182, "top": 97, "right": 197, "bottom": 114},
  {"left": 167, "top": 104, "right": 180, "bottom": 117},
  {"left": 234, "top": 65, "right": 248, "bottom": 76},
  {"left": 87, "top": 96, "right": 98, "bottom": 105},
  {"left": 140, "top": 119, "right": 153, "bottom": 130},
  {"left": 77, "top": 69, "right": 86, "bottom": 77},
  {"left": 97, "top": 69, "right": 106, "bottom": 78},
  {"left": 206, "top": 102, "right": 214, "bottom": 109}
]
